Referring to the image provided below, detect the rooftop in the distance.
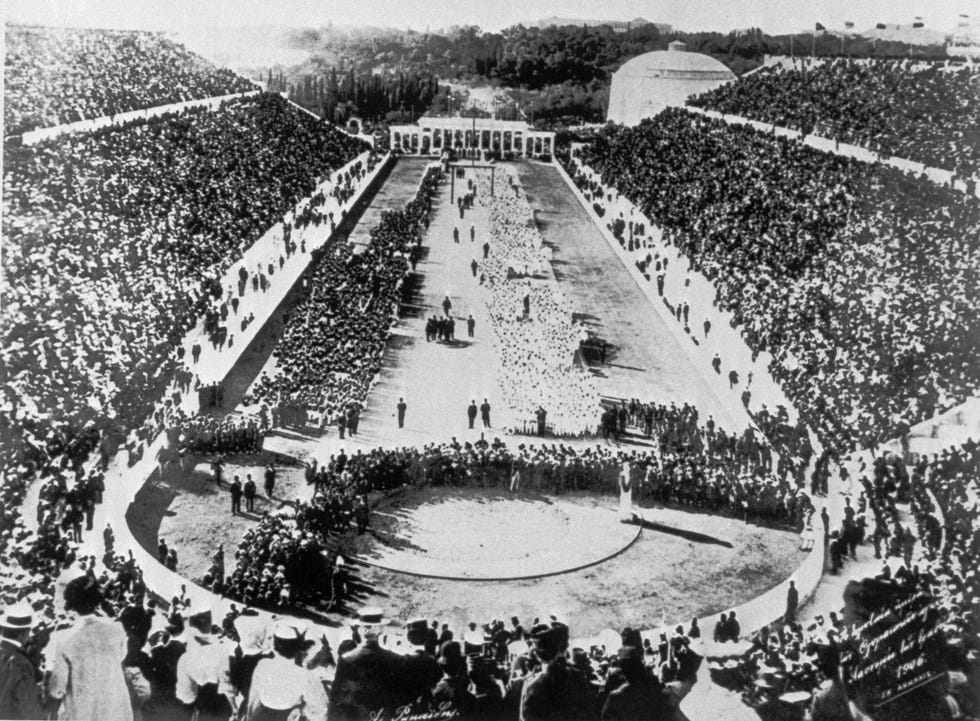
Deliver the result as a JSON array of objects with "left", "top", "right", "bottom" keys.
[{"left": 615, "top": 43, "right": 735, "bottom": 76}]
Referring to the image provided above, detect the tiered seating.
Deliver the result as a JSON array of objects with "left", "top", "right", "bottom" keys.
[
  {"left": 572, "top": 109, "right": 980, "bottom": 453},
  {"left": 689, "top": 59, "right": 980, "bottom": 177},
  {"left": 4, "top": 24, "right": 256, "bottom": 134}
]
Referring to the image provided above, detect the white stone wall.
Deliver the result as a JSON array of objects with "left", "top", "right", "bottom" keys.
[{"left": 607, "top": 75, "right": 731, "bottom": 126}]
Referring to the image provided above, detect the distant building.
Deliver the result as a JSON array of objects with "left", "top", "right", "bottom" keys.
[
  {"left": 533, "top": 17, "right": 672, "bottom": 34},
  {"left": 389, "top": 116, "right": 555, "bottom": 159},
  {"left": 606, "top": 41, "right": 734, "bottom": 126}
]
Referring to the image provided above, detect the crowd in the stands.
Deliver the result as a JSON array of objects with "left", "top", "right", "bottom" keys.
[
  {"left": 726, "top": 445, "right": 979, "bottom": 721},
  {"left": 2, "top": 90, "right": 367, "bottom": 557},
  {"left": 4, "top": 25, "right": 256, "bottom": 135},
  {"left": 244, "top": 167, "right": 440, "bottom": 428},
  {"left": 572, "top": 108, "right": 980, "bottom": 455},
  {"left": 1, "top": 88, "right": 367, "bottom": 721},
  {"left": 689, "top": 58, "right": 980, "bottom": 178}
]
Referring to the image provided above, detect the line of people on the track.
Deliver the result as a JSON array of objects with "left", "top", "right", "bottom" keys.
[
  {"left": 244, "top": 168, "right": 441, "bottom": 439},
  {"left": 476, "top": 172, "right": 599, "bottom": 436}
]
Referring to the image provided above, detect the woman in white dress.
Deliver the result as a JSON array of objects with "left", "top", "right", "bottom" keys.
[{"left": 619, "top": 460, "right": 633, "bottom": 522}]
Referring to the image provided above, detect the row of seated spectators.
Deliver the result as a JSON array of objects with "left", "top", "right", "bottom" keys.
[
  {"left": 245, "top": 167, "right": 440, "bottom": 428},
  {"left": 572, "top": 109, "right": 980, "bottom": 455},
  {"left": 689, "top": 58, "right": 980, "bottom": 178},
  {"left": 4, "top": 25, "right": 256, "bottom": 135},
  {"left": 729, "top": 444, "right": 979, "bottom": 721}
]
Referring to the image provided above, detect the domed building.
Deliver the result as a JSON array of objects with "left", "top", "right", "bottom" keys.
[{"left": 606, "top": 41, "right": 735, "bottom": 126}]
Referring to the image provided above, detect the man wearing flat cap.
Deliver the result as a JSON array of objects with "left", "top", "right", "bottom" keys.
[
  {"left": 0, "top": 603, "right": 45, "bottom": 720},
  {"left": 519, "top": 623, "right": 596, "bottom": 721},
  {"left": 328, "top": 608, "right": 405, "bottom": 721}
]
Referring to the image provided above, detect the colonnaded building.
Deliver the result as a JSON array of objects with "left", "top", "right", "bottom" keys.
[
  {"left": 389, "top": 116, "right": 556, "bottom": 159},
  {"left": 607, "top": 40, "right": 735, "bottom": 126}
]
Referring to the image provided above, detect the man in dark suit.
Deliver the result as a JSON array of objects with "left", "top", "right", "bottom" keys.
[
  {"left": 229, "top": 477, "right": 243, "bottom": 515},
  {"left": 480, "top": 399, "right": 491, "bottom": 428},
  {"left": 264, "top": 465, "right": 276, "bottom": 498},
  {"left": 519, "top": 624, "right": 595, "bottom": 721},
  {"left": 328, "top": 609, "right": 407, "bottom": 721},
  {"left": 397, "top": 399, "right": 407, "bottom": 428},
  {"left": 402, "top": 619, "right": 441, "bottom": 708},
  {"left": 600, "top": 646, "right": 670, "bottom": 721},
  {"left": 243, "top": 475, "right": 257, "bottom": 512},
  {"left": 0, "top": 604, "right": 45, "bottom": 720},
  {"left": 468, "top": 402, "right": 478, "bottom": 429}
]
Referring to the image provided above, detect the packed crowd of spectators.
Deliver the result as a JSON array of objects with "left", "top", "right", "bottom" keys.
[
  {"left": 482, "top": 178, "right": 600, "bottom": 435},
  {"left": 302, "top": 403, "right": 812, "bottom": 529},
  {"left": 4, "top": 563, "right": 707, "bottom": 721},
  {"left": 1, "top": 91, "right": 367, "bottom": 714},
  {"left": 571, "top": 109, "right": 980, "bottom": 454},
  {"left": 723, "top": 445, "right": 979, "bottom": 721},
  {"left": 175, "top": 415, "right": 265, "bottom": 456},
  {"left": 689, "top": 59, "right": 980, "bottom": 178},
  {"left": 245, "top": 167, "right": 441, "bottom": 429},
  {"left": 4, "top": 25, "right": 256, "bottom": 135},
  {"left": 2, "top": 91, "right": 367, "bottom": 552}
]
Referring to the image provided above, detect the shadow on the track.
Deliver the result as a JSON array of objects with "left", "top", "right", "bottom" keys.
[{"left": 632, "top": 514, "right": 734, "bottom": 548}]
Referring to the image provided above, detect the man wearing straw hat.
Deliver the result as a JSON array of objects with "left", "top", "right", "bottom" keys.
[
  {"left": 0, "top": 602, "right": 45, "bottom": 720},
  {"left": 328, "top": 607, "right": 405, "bottom": 721}
]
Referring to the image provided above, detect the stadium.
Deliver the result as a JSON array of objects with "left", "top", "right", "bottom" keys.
[{"left": 1, "top": 7, "right": 978, "bottom": 721}]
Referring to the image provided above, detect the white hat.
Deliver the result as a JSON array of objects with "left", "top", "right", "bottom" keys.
[
  {"left": 0, "top": 603, "right": 34, "bottom": 631},
  {"left": 353, "top": 607, "right": 389, "bottom": 627}
]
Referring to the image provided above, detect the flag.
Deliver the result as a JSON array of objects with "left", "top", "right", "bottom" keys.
[
  {"left": 876, "top": 23, "right": 887, "bottom": 29},
  {"left": 958, "top": 14, "right": 970, "bottom": 27},
  {"left": 815, "top": 22, "right": 826, "bottom": 31},
  {"left": 912, "top": 17, "right": 924, "bottom": 28},
  {"left": 844, "top": 21, "right": 854, "bottom": 29}
]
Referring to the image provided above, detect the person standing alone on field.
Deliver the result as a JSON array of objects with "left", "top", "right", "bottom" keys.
[
  {"left": 264, "top": 465, "right": 276, "bottom": 498},
  {"left": 397, "top": 398, "right": 407, "bottom": 428}
]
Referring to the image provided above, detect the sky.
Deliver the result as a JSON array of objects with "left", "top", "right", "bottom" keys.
[{"left": 5, "top": 0, "right": 973, "bottom": 36}]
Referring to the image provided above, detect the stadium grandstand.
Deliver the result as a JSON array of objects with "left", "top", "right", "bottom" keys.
[
  {"left": 1, "top": 17, "right": 978, "bottom": 721},
  {"left": 688, "top": 58, "right": 980, "bottom": 179},
  {"left": 4, "top": 25, "right": 258, "bottom": 136}
]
